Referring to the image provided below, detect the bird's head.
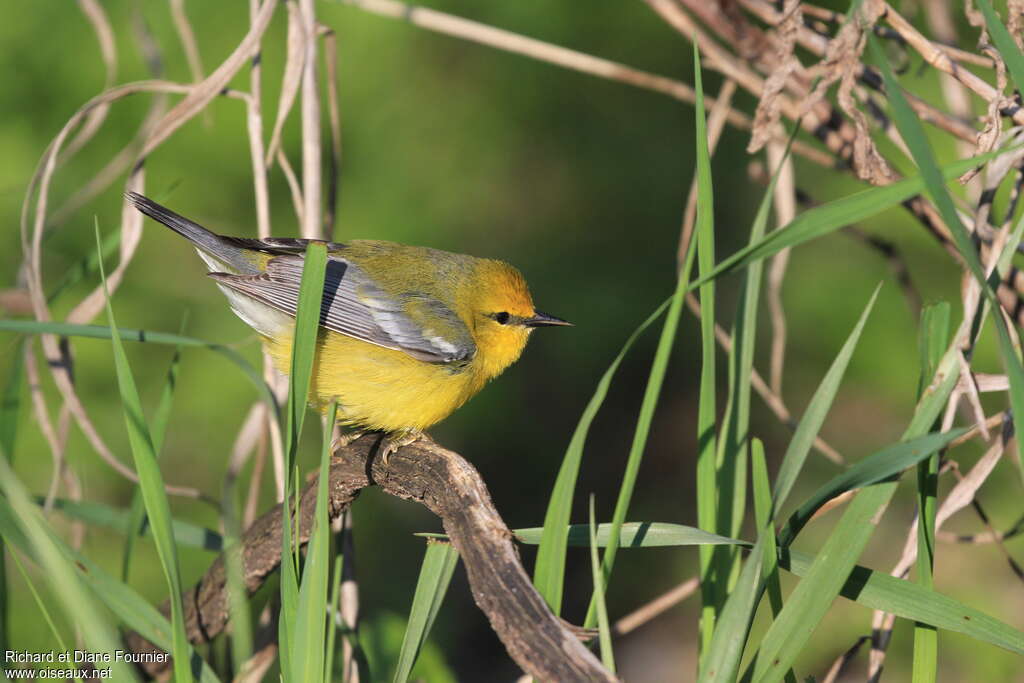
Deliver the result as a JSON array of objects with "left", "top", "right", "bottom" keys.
[{"left": 466, "top": 259, "right": 571, "bottom": 380}]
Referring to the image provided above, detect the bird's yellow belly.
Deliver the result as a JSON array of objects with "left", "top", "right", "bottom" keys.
[{"left": 266, "top": 329, "right": 484, "bottom": 432}]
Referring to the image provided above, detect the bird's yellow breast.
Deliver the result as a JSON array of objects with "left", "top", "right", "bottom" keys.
[{"left": 266, "top": 328, "right": 492, "bottom": 432}]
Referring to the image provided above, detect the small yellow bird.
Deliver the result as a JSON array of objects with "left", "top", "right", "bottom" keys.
[{"left": 127, "top": 192, "right": 570, "bottom": 456}]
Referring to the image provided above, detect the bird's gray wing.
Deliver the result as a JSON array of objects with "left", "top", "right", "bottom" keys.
[{"left": 209, "top": 254, "right": 476, "bottom": 364}]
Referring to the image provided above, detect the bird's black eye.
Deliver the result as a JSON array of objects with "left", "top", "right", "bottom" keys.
[{"left": 493, "top": 312, "right": 511, "bottom": 325}]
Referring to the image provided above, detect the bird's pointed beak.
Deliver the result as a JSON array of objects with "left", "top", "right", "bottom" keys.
[{"left": 524, "top": 310, "right": 573, "bottom": 327}]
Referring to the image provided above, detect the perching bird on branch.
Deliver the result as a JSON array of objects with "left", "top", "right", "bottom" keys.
[{"left": 126, "top": 192, "right": 570, "bottom": 457}]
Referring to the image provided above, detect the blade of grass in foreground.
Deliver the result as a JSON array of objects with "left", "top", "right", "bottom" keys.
[
  {"left": 778, "top": 426, "right": 967, "bottom": 547},
  {"left": 0, "top": 458, "right": 138, "bottom": 681},
  {"left": 514, "top": 522, "right": 744, "bottom": 548},
  {"left": 976, "top": 0, "right": 1024, "bottom": 95},
  {"left": 697, "top": 533, "right": 766, "bottom": 683},
  {"left": 750, "top": 440, "right": 796, "bottom": 683},
  {"left": 393, "top": 540, "right": 459, "bottom": 683},
  {"left": 0, "top": 319, "right": 274, "bottom": 412},
  {"left": 871, "top": 36, "right": 1024, "bottom": 487},
  {"left": 913, "top": 303, "right": 949, "bottom": 683},
  {"left": 45, "top": 497, "right": 222, "bottom": 550},
  {"left": 692, "top": 41, "right": 720, "bottom": 656},
  {"left": 781, "top": 549, "right": 1024, "bottom": 655},
  {"left": 124, "top": 340, "right": 183, "bottom": 581},
  {"left": 0, "top": 337, "right": 25, "bottom": 659},
  {"left": 292, "top": 401, "right": 338, "bottom": 682},
  {"left": 772, "top": 284, "right": 881, "bottom": 512},
  {"left": 509, "top": 520, "right": 1024, "bottom": 655},
  {"left": 700, "top": 286, "right": 879, "bottom": 681},
  {"left": 98, "top": 228, "right": 193, "bottom": 683},
  {"left": 0, "top": 492, "right": 221, "bottom": 682},
  {"left": 747, "top": 482, "right": 898, "bottom": 683},
  {"left": 532, "top": 298, "right": 670, "bottom": 615},
  {"left": 589, "top": 497, "right": 615, "bottom": 673},
  {"left": 278, "top": 240, "right": 328, "bottom": 680}
]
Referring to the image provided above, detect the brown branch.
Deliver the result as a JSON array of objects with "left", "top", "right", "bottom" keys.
[{"left": 126, "top": 435, "right": 616, "bottom": 682}]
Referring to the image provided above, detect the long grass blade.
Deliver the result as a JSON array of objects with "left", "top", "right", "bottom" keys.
[
  {"left": 697, "top": 534, "right": 766, "bottom": 683},
  {"left": 750, "top": 440, "right": 796, "bottom": 683},
  {"left": 0, "top": 337, "right": 25, "bottom": 660},
  {"left": 870, "top": 37, "right": 1024, "bottom": 485},
  {"left": 279, "top": 240, "right": 329, "bottom": 680},
  {"left": 124, "top": 340, "right": 183, "bottom": 581},
  {"left": 778, "top": 427, "right": 967, "bottom": 547},
  {"left": 975, "top": 0, "right": 1024, "bottom": 93},
  {"left": 747, "top": 482, "right": 898, "bottom": 683},
  {"left": 772, "top": 285, "right": 881, "bottom": 512},
  {"left": 532, "top": 298, "right": 670, "bottom": 614},
  {"left": 292, "top": 401, "right": 338, "bottom": 683},
  {"left": 0, "top": 458, "right": 138, "bottom": 681},
  {"left": 393, "top": 540, "right": 459, "bottom": 683},
  {"left": 912, "top": 303, "right": 949, "bottom": 682},
  {"left": 0, "top": 492, "right": 221, "bottom": 682},
  {"left": 0, "top": 319, "right": 274, "bottom": 412},
  {"left": 46, "top": 497, "right": 222, "bottom": 550},
  {"left": 589, "top": 497, "right": 615, "bottom": 673},
  {"left": 515, "top": 522, "right": 744, "bottom": 548},
  {"left": 780, "top": 550, "right": 1024, "bottom": 655},
  {"left": 692, "top": 40, "right": 721, "bottom": 655},
  {"left": 97, "top": 227, "right": 193, "bottom": 683}
]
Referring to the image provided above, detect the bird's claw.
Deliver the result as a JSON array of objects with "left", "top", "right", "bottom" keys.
[
  {"left": 330, "top": 429, "right": 366, "bottom": 453},
  {"left": 379, "top": 429, "right": 427, "bottom": 466}
]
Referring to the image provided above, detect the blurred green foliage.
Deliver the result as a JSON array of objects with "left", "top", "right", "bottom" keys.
[{"left": 2, "top": 2, "right": 1022, "bottom": 681}]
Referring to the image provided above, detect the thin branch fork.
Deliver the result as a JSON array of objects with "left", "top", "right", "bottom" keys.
[{"left": 126, "top": 435, "right": 616, "bottom": 682}]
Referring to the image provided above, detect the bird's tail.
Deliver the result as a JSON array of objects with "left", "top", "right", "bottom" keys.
[{"left": 125, "top": 192, "right": 261, "bottom": 275}]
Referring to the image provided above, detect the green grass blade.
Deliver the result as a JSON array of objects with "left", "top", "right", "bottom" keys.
[
  {"left": 325, "top": 554, "right": 343, "bottom": 682},
  {"left": 46, "top": 497, "right": 222, "bottom": 550},
  {"left": 713, "top": 126, "right": 792, "bottom": 603},
  {"left": 279, "top": 241, "right": 329, "bottom": 680},
  {"left": 8, "top": 549, "right": 68, "bottom": 654},
  {"left": 778, "top": 427, "right": 967, "bottom": 547},
  {"left": 532, "top": 298, "right": 670, "bottom": 614},
  {"left": 975, "top": 0, "right": 1024, "bottom": 94},
  {"left": 0, "top": 337, "right": 25, "bottom": 660},
  {"left": 688, "top": 149, "right": 1015, "bottom": 292},
  {"left": 97, "top": 227, "right": 193, "bottom": 683},
  {"left": 0, "top": 493, "right": 221, "bottom": 682},
  {"left": 292, "top": 402, "right": 338, "bottom": 683},
  {"left": 47, "top": 226, "right": 121, "bottom": 303},
  {"left": 751, "top": 440, "right": 796, "bottom": 683},
  {"left": 871, "top": 36, "right": 1024, "bottom": 484},
  {"left": 0, "top": 319, "right": 275, "bottom": 413},
  {"left": 913, "top": 304, "right": 949, "bottom": 682},
  {"left": 514, "top": 522, "right": 746, "bottom": 548},
  {"left": 0, "top": 458, "right": 138, "bottom": 681},
  {"left": 124, "top": 340, "right": 183, "bottom": 581},
  {"left": 780, "top": 550, "right": 1024, "bottom": 655},
  {"left": 773, "top": 284, "right": 880, "bottom": 512},
  {"left": 589, "top": 497, "right": 615, "bottom": 673},
  {"left": 748, "top": 482, "right": 898, "bottom": 683},
  {"left": 697, "top": 534, "right": 766, "bottom": 683},
  {"left": 393, "top": 540, "right": 460, "bottom": 683},
  {"left": 692, "top": 41, "right": 720, "bottom": 656}
]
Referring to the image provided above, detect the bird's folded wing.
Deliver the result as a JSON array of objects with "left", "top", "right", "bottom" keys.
[{"left": 209, "top": 255, "right": 476, "bottom": 364}]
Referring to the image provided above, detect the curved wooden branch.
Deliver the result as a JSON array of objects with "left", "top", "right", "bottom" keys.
[{"left": 126, "top": 435, "right": 616, "bottom": 682}]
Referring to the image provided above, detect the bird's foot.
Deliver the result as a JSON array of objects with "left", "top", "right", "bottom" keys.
[
  {"left": 379, "top": 429, "right": 430, "bottom": 465},
  {"left": 330, "top": 428, "right": 367, "bottom": 453}
]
